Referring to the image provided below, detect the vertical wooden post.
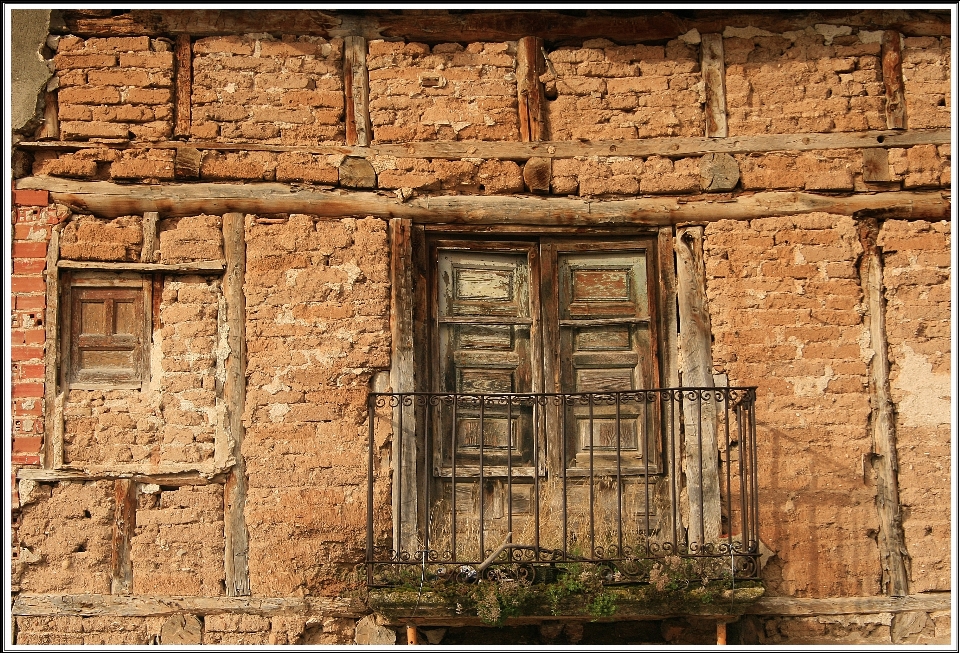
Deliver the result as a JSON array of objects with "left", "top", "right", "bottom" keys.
[
  {"left": 110, "top": 479, "right": 137, "bottom": 594},
  {"left": 389, "top": 218, "right": 418, "bottom": 555},
  {"left": 43, "top": 224, "right": 63, "bottom": 470},
  {"left": 881, "top": 31, "right": 906, "bottom": 129},
  {"left": 858, "top": 218, "right": 910, "bottom": 596},
  {"left": 675, "top": 226, "right": 721, "bottom": 546},
  {"left": 716, "top": 621, "right": 727, "bottom": 645},
  {"left": 517, "top": 36, "right": 546, "bottom": 142},
  {"left": 344, "top": 36, "right": 371, "bottom": 146},
  {"left": 141, "top": 211, "right": 158, "bottom": 263},
  {"left": 222, "top": 212, "right": 250, "bottom": 596},
  {"left": 174, "top": 34, "right": 192, "bottom": 138},
  {"left": 38, "top": 89, "right": 59, "bottom": 140},
  {"left": 700, "top": 33, "right": 728, "bottom": 138},
  {"left": 656, "top": 226, "right": 682, "bottom": 541}
]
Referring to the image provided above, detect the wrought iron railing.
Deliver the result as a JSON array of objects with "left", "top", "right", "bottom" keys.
[{"left": 365, "top": 387, "right": 759, "bottom": 587}]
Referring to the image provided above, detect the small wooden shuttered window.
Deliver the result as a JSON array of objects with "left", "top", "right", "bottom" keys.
[{"left": 62, "top": 273, "right": 151, "bottom": 388}]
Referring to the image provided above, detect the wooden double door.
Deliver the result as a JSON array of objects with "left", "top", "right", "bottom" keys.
[{"left": 422, "top": 235, "right": 665, "bottom": 557}]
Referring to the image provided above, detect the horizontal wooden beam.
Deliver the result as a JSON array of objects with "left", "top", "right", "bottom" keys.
[
  {"left": 16, "top": 177, "right": 950, "bottom": 225},
  {"left": 58, "top": 260, "right": 225, "bottom": 272},
  {"left": 56, "top": 9, "right": 951, "bottom": 40},
  {"left": 14, "top": 128, "right": 951, "bottom": 161},
  {"left": 11, "top": 593, "right": 368, "bottom": 619},
  {"left": 16, "top": 468, "right": 224, "bottom": 485},
  {"left": 746, "top": 593, "right": 951, "bottom": 617}
]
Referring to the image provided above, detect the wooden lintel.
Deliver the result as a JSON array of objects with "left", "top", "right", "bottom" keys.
[
  {"left": 700, "top": 34, "right": 727, "bottom": 138},
  {"left": 344, "top": 36, "right": 371, "bottom": 147},
  {"left": 13, "top": 128, "right": 951, "bottom": 160},
  {"left": 110, "top": 479, "right": 137, "bottom": 595},
  {"left": 858, "top": 219, "right": 910, "bottom": 597},
  {"left": 57, "top": 259, "right": 224, "bottom": 272},
  {"left": 55, "top": 9, "right": 951, "bottom": 40},
  {"left": 174, "top": 35, "right": 192, "bottom": 138},
  {"left": 16, "top": 178, "right": 951, "bottom": 225},
  {"left": 881, "top": 31, "right": 907, "bottom": 130},
  {"left": 11, "top": 593, "right": 367, "bottom": 618},
  {"left": 517, "top": 36, "right": 546, "bottom": 142},
  {"left": 16, "top": 467, "right": 222, "bottom": 485}
]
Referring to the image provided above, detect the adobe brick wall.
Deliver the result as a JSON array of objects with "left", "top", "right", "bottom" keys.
[
  {"left": 704, "top": 213, "right": 880, "bottom": 598},
  {"left": 242, "top": 215, "right": 390, "bottom": 596},
  {"left": 902, "top": 36, "right": 951, "bottom": 129},
  {"left": 368, "top": 41, "right": 519, "bottom": 142},
  {"left": 546, "top": 38, "right": 703, "bottom": 139},
  {"left": 192, "top": 35, "right": 345, "bottom": 144},
  {"left": 724, "top": 27, "right": 886, "bottom": 134},
  {"left": 877, "top": 220, "right": 951, "bottom": 594}
]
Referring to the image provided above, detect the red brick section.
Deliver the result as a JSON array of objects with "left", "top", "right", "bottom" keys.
[{"left": 11, "top": 190, "right": 51, "bottom": 557}]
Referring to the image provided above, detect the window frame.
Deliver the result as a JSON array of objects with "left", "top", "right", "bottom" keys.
[{"left": 60, "top": 270, "right": 153, "bottom": 391}]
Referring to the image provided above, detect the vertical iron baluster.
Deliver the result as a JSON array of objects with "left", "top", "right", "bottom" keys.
[
  {"left": 736, "top": 402, "right": 747, "bottom": 571},
  {"left": 669, "top": 390, "right": 678, "bottom": 551},
  {"left": 506, "top": 395, "right": 513, "bottom": 538},
  {"left": 397, "top": 394, "right": 404, "bottom": 557},
  {"left": 367, "top": 393, "right": 376, "bottom": 585},
  {"left": 588, "top": 393, "right": 595, "bottom": 559},
  {"left": 424, "top": 397, "right": 432, "bottom": 560},
  {"left": 561, "top": 394, "right": 568, "bottom": 561},
  {"left": 478, "top": 394, "right": 485, "bottom": 559},
  {"left": 451, "top": 394, "right": 458, "bottom": 562},
  {"left": 533, "top": 396, "right": 541, "bottom": 557},
  {"left": 749, "top": 397, "right": 760, "bottom": 561},
  {"left": 643, "top": 391, "right": 650, "bottom": 556},
  {"left": 696, "top": 391, "right": 705, "bottom": 548},
  {"left": 723, "top": 390, "right": 733, "bottom": 558},
  {"left": 615, "top": 391, "right": 623, "bottom": 558}
]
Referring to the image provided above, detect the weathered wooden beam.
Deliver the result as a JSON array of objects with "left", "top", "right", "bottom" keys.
[
  {"left": 55, "top": 9, "right": 952, "bottom": 40},
  {"left": 140, "top": 211, "right": 158, "bottom": 263},
  {"left": 43, "top": 225, "right": 63, "bottom": 470},
  {"left": 17, "top": 467, "right": 222, "bottom": 485},
  {"left": 222, "top": 212, "right": 250, "bottom": 597},
  {"left": 700, "top": 34, "right": 727, "bottom": 138},
  {"left": 858, "top": 218, "right": 910, "bottom": 597},
  {"left": 746, "top": 593, "right": 950, "bottom": 616},
  {"left": 675, "top": 226, "right": 721, "bottom": 545},
  {"left": 110, "top": 479, "right": 137, "bottom": 595},
  {"left": 57, "top": 259, "right": 224, "bottom": 272},
  {"left": 14, "top": 127, "right": 951, "bottom": 160},
  {"left": 881, "top": 31, "right": 907, "bottom": 130},
  {"left": 517, "top": 36, "right": 546, "bottom": 142},
  {"left": 174, "top": 35, "right": 192, "bottom": 138},
  {"left": 11, "top": 593, "right": 368, "bottom": 618},
  {"left": 38, "top": 89, "right": 59, "bottom": 140},
  {"left": 389, "top": 219, "right": 417, "bottom": 555},
  {"left": 17, "top": 178, "right": 951, "bottom": 224},
  {"left": 344, "top": 36, "right": 371, "bottom": 147},
  {"left": 656, "top": 226, "right": 682, "bottom": 542}
]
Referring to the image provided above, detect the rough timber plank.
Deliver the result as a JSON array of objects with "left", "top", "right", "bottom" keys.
[
  {"left": 140, "top": 211, "right": 158, "bottom": 263},
  {"left": 675, "top": 226, "right": 721, "bottom": 545},
  {"left": 15, "top": 127, "right": 951, "bottom": 159},
  {"left": 55, "top": 9, "right": 951, "bottom": 39},
  {"left": 17, "top": 468, "right": 221, "bottom": 485},
  {"left": 174, "top": 34, "right": 192, "bottom": 138},
  {"left": 656, "top": 226, "right": 682, "bottom": 542},
  {"left": 222, "top": 212, "right": 250, "bottom": 597},
  {"left": 17, "top": 178, "right": 951, "bottom": 224},
  {"left": 881, "top": 30, "right": 907, "bottom": 130},
  {"left": 746, "top": 594, "right": 950, "bottom": 616},
  {"left": 858, "top": 218, "right": 910, "bottom": 597},
  {"left": 11, "top": 593, "right": 367, "bottom": 618},
  {"left": 344, "top": 36, "right": 371, "bottom": 147},
  {"left": 110, "top": 479, "right": 137, "bottom": 595},
  {"left": 517, "top": 36, "right": 546, "bottom": 142},
  {"left": 43, "top": 225, "right": 62, "bottom": 469},
  {"left": 389, "top": 219, "right": 417, "bottom": 554},
  {"left": 700, "top": 33, "right": 727, "bottom": 138},
  {"left": 57, "top": 260, "right": 224, "bottom": 272}
]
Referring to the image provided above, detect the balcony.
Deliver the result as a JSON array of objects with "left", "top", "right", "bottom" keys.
[{"left": 365, "top": 387, "right": 760, "bottom": 592}]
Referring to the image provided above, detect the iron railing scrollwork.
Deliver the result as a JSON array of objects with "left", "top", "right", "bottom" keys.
[{"left": 366, "top": 387, "right": 759, "bottom": 587}]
